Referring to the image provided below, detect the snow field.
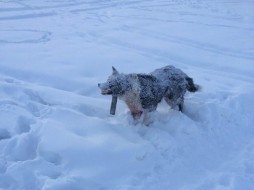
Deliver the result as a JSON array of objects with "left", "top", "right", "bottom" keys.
[{"left": 1, "top": 0, "right": 254, "bottom": 190}]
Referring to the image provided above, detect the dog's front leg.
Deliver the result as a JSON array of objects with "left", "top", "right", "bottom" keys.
[
  {"left": 131, "top": 111, "right": 143, "bottom": 120},
  {"left": 142, "top": 110, "right": 153, "bottom": 126},
  {"left": 129, "top": 111, "right": 141, "bottom": 125}
]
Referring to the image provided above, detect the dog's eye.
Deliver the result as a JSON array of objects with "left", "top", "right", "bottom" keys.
[{"left": 108, "top": 82, "right": 113, "bottom": 88}]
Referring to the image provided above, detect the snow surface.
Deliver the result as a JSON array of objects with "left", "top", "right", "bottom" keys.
[{"left": 0, "top": 0, "right": 254, "bottom": 189}]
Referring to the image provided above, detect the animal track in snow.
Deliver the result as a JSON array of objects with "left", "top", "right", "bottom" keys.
[
  {"left": 0, "top": 128, "right": 11, "bottom": 141},
  {"left": 0, "top": 158, "right": 7, "bottom": 173},
  {"left": 38, "top": 150, "right": 62, "bottom": 166},
  {"left": 15, "top": 116, "right": 34, "bottom": 134},
  {"left": 0, "top": 29, "right": 51, "bottom": 44},
  {"left": 4, "top": 133, "right": 39, "bottom": 162}
]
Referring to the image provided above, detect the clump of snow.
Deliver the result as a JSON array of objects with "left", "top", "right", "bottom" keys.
[{"left": 0, "top": 0, "right": 254, "bottom": 190}]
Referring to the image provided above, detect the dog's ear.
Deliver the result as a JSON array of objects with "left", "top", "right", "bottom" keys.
[{"left": 112, "top": 66, "right": 119, "bottom": 75}]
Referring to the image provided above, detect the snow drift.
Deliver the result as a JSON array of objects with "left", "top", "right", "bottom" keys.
[{"left": 0, "top": 0, "right": 254, "bottom": 190}]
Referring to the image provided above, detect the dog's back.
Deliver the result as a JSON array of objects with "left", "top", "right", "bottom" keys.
[
  {"left": 151, "top": 65, "right": 199, "bottom": 93},
  {"left": 136, "top": 74, "right": 164, "bottom": 111}
]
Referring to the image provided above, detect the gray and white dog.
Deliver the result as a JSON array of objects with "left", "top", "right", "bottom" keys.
[{"left": 98, "top": 65, "right": 199, "bottom": 122}]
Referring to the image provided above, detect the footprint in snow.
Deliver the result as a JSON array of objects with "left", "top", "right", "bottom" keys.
[
  {"left": 4, "top": 132, "right": 39, "bottom": 161},
  {"left": 0, "top": 158, "right": 7, "bottom": 173},
  {"left": 15, "top": 116, "right": 35, "bottom": 134},
  {"left": 0, "top": 128, "right": 11, "bottom": 141},
  {"left": 22, "top": 89, "right": 53, "bottom": 118},
  {"left": 38, "top": 149, "right": 62, "bottom": 166}
]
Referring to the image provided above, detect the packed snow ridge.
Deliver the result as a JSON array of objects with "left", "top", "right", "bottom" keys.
[{"left": 0, "top": 0, "right": 254, "bottom": 190}]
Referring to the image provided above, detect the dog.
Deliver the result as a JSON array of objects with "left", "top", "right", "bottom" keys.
[{"left": 98, "top": 65, "right": 200, "bottom": 123}]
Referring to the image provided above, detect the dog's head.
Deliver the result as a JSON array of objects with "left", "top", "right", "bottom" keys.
[{"left": 98, "top": 66, "right": 128, "bottom": 96}]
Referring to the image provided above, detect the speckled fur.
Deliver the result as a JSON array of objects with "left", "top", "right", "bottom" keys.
[{"left": 98, "top": 65, "right": 199, "bottom": 122}]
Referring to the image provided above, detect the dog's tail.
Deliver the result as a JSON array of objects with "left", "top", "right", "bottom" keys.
[{"left": 185, "top": 77, "right": 201, "bottom": 92}]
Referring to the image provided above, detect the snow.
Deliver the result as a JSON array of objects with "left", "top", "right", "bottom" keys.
[{"left": 0, "top": 0, "right": 254, "bottom": 189}]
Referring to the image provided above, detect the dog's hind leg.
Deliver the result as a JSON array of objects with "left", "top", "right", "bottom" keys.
[
  {"left": 178, "top": 101, "right": 183, "bottom": 112},
  {"left": 164, "top": 96, "right": 184, "bottom": 112},
  {"left": 177, "top": 96, "right": 184, "bottom": 112},
  {"left": 164, "top": 96, "right": 171, "bottom": 106},
  {"left": 164, "top": 96, "right": 176, "bottom": 110}
]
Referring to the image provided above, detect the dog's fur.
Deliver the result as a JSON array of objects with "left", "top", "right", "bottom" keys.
[{"left": 98, "top": 65, "right": 199, "bottom": 122}]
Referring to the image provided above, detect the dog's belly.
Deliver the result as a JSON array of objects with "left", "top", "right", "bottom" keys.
[
  {"left": 126, "top": 103, "right": 142, "bottom": 115},
  {"left": 121, "top": 91, "right": 143, "bottom": 114}
]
